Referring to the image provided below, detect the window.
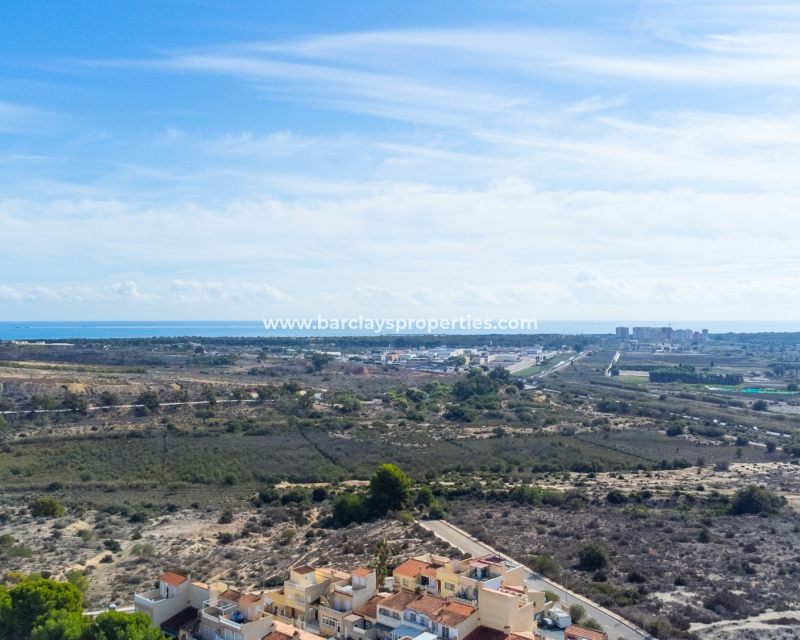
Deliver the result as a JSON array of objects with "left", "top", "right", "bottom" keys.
[
  {"left": 406, "top": 613, "right": 417, "bottom": 623},
  {"left": 444, "top": 583, "right": 455, "bottom": 592},
  {"left": 321, "top": 616, "right": 340, "bottom": 632},
  {"left": 403, "top": 579, "right": 409, "bottom": 587},
  {"left": 431, "top": 624, "right": 438, "bottom": 634},
  {"left": 442, "top": 628, "right": 450, "bottom": 639},
  {"left": 379, "top": 608, "right": 390, "bottom": 617},
  {"left": 294, "top": 594, "right": 305, "bottom": 604}
]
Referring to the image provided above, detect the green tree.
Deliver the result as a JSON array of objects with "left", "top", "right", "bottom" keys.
[
  {"left": 529, "top": 554, "right": 561, "bottom": 580},
  {"left": 369, "top": 538, "right": 397, "bottom": 585},
  {"left": 581, "top": 618, "right": 604, "bottom": 632},
  {"left": 415, "top": 486, "right": 434, "bottom": 507},
  {"left": 99, "top": 391, "right": 119, "bottom": 407},
  {"left": 31, "top": 395, "right": 57, "bottom": 411},
  {"left": 31, "top": 609, "right": 89, "bottom": 640},
  {"left": 63, "top": 393, "right": 88, "bottom": 414},
  {"left": 30, "top": 498, "right": 65, "bottom": 518},
  {"left": 730, "top": 484, "right": 786, "bottom": 515},
  {"left": 310, "top": 353, "right": 331, "bottom": 371},
  {"left": 369, "top": 464, "right": 411, "bottom": 515},
  {"left": 428, "top": 501, "right": 445, "bottom": 520},
  {"left": 65, "top": 572, "right": 89, "bottom": 594},
  {"left": 753, "top": 400, "right": 768, "bottom": 411},
  {"left": 136, "top": 391, "right": 160, "bottom": 413},
  {"left": 200, "top": 387, "right": 216, "bottom": 406},
  {"left": 93, "top": 610, "right": 166, "bottom": 640},
  {"left": 569, "top": 604, "right": 585, "bottom": 624},
  {"left": 1, "top": 575, "right": 83, "bottom": 639},
  {"left": 578, "top": 542, "right": 609, "bottom": 570},
  {"left": 333, "top": 493, "right": 368, "bottom": 526}
]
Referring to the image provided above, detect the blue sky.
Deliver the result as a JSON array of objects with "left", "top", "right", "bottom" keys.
[{"left": 1, "top": 0, "right": 799, "bottom": 322}]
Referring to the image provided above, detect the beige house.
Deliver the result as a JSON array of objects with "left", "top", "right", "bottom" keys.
[
  {"left": 196, "top": 589, "right": 272, "bottom": 640},
  {"left": 318, "top": 568, "right": 378, "bottom": 637},
  {"left": 398, "top": 554, "right": 525, "bottom": 606},
  {"left": 475, "top": 587, "right": 535, "bottom": 634},
  {"left": 342, "top": 594, "right": 389, "bottom": 640},
  {"left": 266, "top": 564, "right": 375, "bottom": 632}
]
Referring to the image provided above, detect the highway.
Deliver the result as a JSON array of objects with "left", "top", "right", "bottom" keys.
[{"left": 418, "top": 519, "right": 648, "bottom": 640}]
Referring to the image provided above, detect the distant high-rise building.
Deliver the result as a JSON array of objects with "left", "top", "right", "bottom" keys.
[
  {"left": 701, "top": 329, "right": 709, "bottom": 341},
  {"left": 632, "top": 326, "right": 648, "bottom": 341},
  {"left": 693, "top": 331, "right": 701, "bottom": 341},
  {"left": 616, "top": 327, "right": 629, "bottom": 340},
  {"left": 660, "top": 327, "right": 674, "bottom": 341}
]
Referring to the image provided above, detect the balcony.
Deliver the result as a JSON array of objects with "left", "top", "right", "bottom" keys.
[{"left": 135, "top": 589, "right": 166, "bottom": 606}]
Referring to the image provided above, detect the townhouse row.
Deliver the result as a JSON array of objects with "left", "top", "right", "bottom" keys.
[{"left": 134, "top": 552, "right": 607, "bottom": 640}]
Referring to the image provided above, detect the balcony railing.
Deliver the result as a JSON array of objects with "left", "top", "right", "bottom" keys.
[{"left": 134, "top": 590, "right": 165, "bottom": 605}]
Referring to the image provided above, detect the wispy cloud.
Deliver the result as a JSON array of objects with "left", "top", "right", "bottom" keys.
[
  {"left": 170, "top": 281, "right": 292, "bottom": 304},
  {"left": 0, "top": 281, "right": 154, "bottom": 303}
]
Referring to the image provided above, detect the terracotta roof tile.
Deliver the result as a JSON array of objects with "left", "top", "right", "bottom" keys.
[
  {"left": 393, "top": 559, "right": 431, "bottom": 578},
  {"left": 262, "top": 631, "right": 293, "bottom": 640},
  {"left": 462, "top": 626, "right": 509, "bottom": 640},
  {"left": 421, "top": 567, "right": 439, "bottom": 579},
  {"left": 407, "top": 594, "right": 447, "bottom": 616},
  {"left": 160, "top": 572, "right": 188, "bottom": 586},
  {"left": 431, "top": 602, "right": 476, "bottom": 627},
  {"left": 564, "top": 625, "right": 608, "bottom": 640},
  {"left": 292, "top": 565, "right": 315, "bottom": 575},
  {"left": 352, "top": 568, "right": 373, "bottom": 578},
  {"left": 219, "top": 589, "right": 242, "bottom": 602},
  {"left": 239, "top": 593, "right": 262, "bottom": 604},
  {"left": 354, "top": 595, "right": 385, "bottom": 619},
  {"left": 380, "top": 590, "right": 420, "bottom": 611}
]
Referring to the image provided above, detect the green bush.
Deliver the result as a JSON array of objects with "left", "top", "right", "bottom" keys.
[
  {"left": 66, "top": 570, "right": 90, "bottom": 593},
  {"left": 103, "top": 539, "right": 122, "bottom": 554},
  {"left": 333, "top": 493, "right": 368, "bottom": 526},
  {"left": 581, "top": 618, "right": 604, "bottom": 632},
  {"left": 730, "top": 485, "right": 786, "bottom": 515},
  {"left": 30, "top": 498, "right": 65, "bottom": 518},
  {"left": 416, "top": 486, "right": 434, "bottom": 507},
  {"left": 529, "top": 554, "right": 561, "bottom": 580},
  {"left": 569, "top": 604, "right": 585, "bottom": 624},
  {"left": 579, "top": 542, "right": 609, "bottom": 570},
  {"left": 428, "top": 501, "right": 445, "bottom": 519}
]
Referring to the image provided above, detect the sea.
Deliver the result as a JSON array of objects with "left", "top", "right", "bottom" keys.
[{"left": 0, "top": 321, "right": 798, "bottom": 341}]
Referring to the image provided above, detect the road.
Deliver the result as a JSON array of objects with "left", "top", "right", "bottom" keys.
[
  {"left": 418, "top": 520, "right": 648, "bottom": 640},
  {"left": 537, "top": 352, "right": 587, "bottom": 379},
  {"left": 605, "top": 351, "right": 620, "bottom": 377}
]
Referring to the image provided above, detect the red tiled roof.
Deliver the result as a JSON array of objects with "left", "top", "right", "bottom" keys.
[
  {"left": 432, "top": 602, "right": 476, "bottom": 627},
  {"left": 380, "top": 590, "right": 420, "bottom": 611},
  {"left": 393, "top": 559, "right": 430, "bottom": 578},
  {"left": 240, "top": 593, "right": 262, "bottom": 604},
  {"left": 354, "top": 595, "right": 385, "bottom": 619},
  {"left": 160, "top": 572, "right": 188, "bottom": 586},
  {"left": 292, "top": 565, "right": 315, "bottom": 575},
  {"left": 219, "top": 589, "right": 242, "bottom": 602},
  {"left": 463, "top": 626, "right": 509, "bottom": 640},
  {"left": 421, "top": 567, "right": 439, "bottom": 579},
  {"left": 263, "top": 631, "right": 293, "bottom": 640},
  {"left": 352, "top": 568, "right": 373, "bottom": 577},
  {"left": 407, "top": 594, "right": 447, "bottom": 616},
  {"left": 564, "top": 625, "right": 608, "bottom": 640}
]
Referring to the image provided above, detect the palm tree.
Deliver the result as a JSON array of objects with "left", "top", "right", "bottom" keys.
[{"left": 369, "top": 538, "right": 397, "bottom": 585}]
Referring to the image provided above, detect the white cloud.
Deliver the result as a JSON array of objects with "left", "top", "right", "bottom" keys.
[
  {"left": 0, "top": 281, "right": 155, "bottom": 303},
  {"left": 170, "top": 280, "right": 292, "bottom": 304}
]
